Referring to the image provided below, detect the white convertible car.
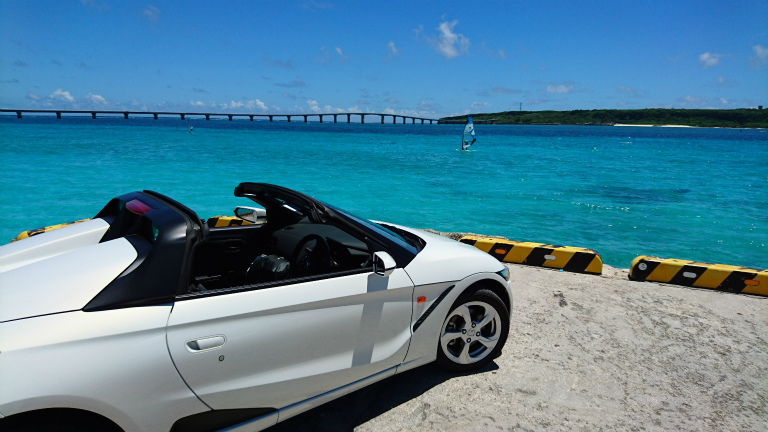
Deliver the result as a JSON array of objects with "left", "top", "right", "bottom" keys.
[{"left": 0, "top": 183, "right": 512, "bottom": 432}]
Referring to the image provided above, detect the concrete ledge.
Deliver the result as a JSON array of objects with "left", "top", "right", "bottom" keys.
[
  {"left": 459, "top": 235, "right": 603, "bottom": 275},
  {"left": 630, "top": 255, "right": 768, "bottom": 296},
  {"left": 12, "top": 219, "right": 91, "bottom": 242}
]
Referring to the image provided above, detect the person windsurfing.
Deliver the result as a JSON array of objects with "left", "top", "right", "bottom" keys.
[{"left": 461, "top": 116, "right": 476, "bottom": 151}]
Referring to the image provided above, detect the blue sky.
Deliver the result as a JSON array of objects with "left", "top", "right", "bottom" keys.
[{"left": 1, "top": 0, "right": 767, "bottom": 119}]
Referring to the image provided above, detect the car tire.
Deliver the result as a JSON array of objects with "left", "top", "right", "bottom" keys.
[{"left": 436, "top": 287, "right": 509, "bottom": 372}]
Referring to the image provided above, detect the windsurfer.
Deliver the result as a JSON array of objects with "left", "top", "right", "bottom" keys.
[{"left": 461, "top": 116, "right": 476, "bottom": 151}]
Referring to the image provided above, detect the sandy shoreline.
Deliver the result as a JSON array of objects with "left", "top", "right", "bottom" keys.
[{"left": 268, "top": 232, "right": 768, "bottom": 432}]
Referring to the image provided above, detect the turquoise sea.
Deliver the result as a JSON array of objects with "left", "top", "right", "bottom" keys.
[{"left": 1, "top": 116, "right": 766, "bottom": 269}]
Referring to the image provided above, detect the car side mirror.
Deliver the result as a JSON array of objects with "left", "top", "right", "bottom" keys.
[
  {"left": 234, "top": 206, "right": 267, "bottom": 224},
  {"left": 373, "top": 251, "right": 396, "bottom": 277}
]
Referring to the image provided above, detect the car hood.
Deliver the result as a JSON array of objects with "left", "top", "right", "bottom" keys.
[
  {"left": 396, "top": 226, "right": 504, "bottom": 286},
  {"left": 0, "top": 232, "right": 138, "bottom": 322}
]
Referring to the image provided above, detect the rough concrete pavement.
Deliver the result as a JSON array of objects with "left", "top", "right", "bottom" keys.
[{"left": 269, "top": 263, "right": 768, "bottom": 432}]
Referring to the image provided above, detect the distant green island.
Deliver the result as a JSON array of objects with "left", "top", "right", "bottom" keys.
[{"left": 440, "top": 108, "right": 767, "bottom": 128}]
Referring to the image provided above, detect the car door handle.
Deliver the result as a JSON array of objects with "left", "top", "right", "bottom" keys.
[{"left": 186, "top": 335, "right": 226, "bottom": 352}]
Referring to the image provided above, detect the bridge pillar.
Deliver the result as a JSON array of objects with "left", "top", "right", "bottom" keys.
[
  {"left": 411, "top": 118, "right": 415, "bottom": 124},
  {"left": 91, "top": 112, "right": 96, "bottom": 119},
  {"left": 347, "top": 114, "right": 350, "bottom": 123},
  {"left": 421, "top": 119, "right": 424, "bottom": 124},
  {"left": 153, "top": 113, "right": 158, "bottom": 120},
  {"left": 319, "top": 115, "right": 323, "bottom": 123},
  {"left": 361, "top": 114, "right": 365, "bottom": 124},
  {"left": 303, "top": 115, "right": 308, "bottom": 123},
  {"left": 333, "top": 114, "right": 337, "bottom": 123},
  {"left": 287, "top": 115, "right": 291, "bottom": 122},
  {"left": 205, "top": 114, "right": 210, "bottom": 120},
  {"left": 56, "top": 112, "right": 61, "bottom": 119},
  {"left": 381, "top": 115, "right": 385, "bottom": 124},
  {"left": 228, "top": 115, "right": 233, "bottom": 121},
  {"left": 180, "top": 114, "right": 185, "bottom": 120},
  {"left": 123, "top": 112, "right": 128, "bottom": 119},
  {"left": 393, "top": 115, "right": 396, "bottom": 124},
  {"left": 16, "top": 111, "right": 22, "bottom": 118},
  {"left": 249, "top": 115, "right": 254, "bottom": 121},
  {"left": 269, "top": 115, "right": 273, "bottom": 121}
]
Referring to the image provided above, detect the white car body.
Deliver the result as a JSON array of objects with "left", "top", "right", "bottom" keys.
[{"left": 0, "top": 184, "right": 512, "bottom": 432}]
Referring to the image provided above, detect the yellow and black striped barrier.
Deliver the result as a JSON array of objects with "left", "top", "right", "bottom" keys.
[
  {"left": 629, "top": 256, "right": 768, "bottom": 296},
  {"left": 459, "top": 235, "right": 603, "bottom": 275},
  {"left": 12, "top": 219, "right": 92, "bottom": 242},
  {"left": 206, "top": 216, "right": 253, "bottom": 228}
]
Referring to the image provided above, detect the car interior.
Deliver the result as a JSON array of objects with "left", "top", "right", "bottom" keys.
[{"left": 188, "top": 209, "right": 373, "bottom": 293}]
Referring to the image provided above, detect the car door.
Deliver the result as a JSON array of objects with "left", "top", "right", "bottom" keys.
[{"left": 166, "top": 268, "right": 414, "bottom": 410}]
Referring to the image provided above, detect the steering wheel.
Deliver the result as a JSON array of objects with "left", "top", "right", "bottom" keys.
[{"left": 292, "top": 234, "right": 332, "bottom": 277}]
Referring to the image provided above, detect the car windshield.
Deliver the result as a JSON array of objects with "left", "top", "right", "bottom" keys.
[{"left": 327, "top": 205, "right": 422, "bottom": 254}]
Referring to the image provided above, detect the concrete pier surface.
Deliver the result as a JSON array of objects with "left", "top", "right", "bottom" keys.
[{"left": 270, "top": 262, "right": 767, "bottom": 431}]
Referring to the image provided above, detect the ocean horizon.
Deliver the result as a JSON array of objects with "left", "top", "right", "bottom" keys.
[{"left": 1, "top": 116, "right": 766, "bottom": 270}]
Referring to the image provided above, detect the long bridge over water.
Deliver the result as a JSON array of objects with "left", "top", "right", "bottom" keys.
[{"left": 1, "top": 109, "right": 439, "bottom": 124}]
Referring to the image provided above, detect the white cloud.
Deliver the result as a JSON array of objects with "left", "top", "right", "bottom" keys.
[
  {"left": 27, "top": 92, "right": 41, "bottom": 100},
  {"left": 230, "top": 101, "right": 244, "bottom": 109},
  {"left": 50, "top": 89, "right": 75, "bottom": 102},
  {"left": 143, "top": 5, "right": 160, "bottom": 23},
  {"left": 387, "top": 41, "right": 398, "bottom": 56},
  {"left": 546, "top": 83, "right": 573, "bottom": 94},
  {"left": 191, "top": 101, "right": 206, "bottom": 107},
  {"left": 335, "top": 47, "right": 349, "bottom": 62},
  {"left": 317, "top": 47, "right": 348, "bottom": 63},
  {"left": 85, "top": 93, "right": 107, "bottom": 105},
  {"left": 412, "top": 25, "right": 423, "bottom": 40},
  {"left": 240, "top": 99, "right": 269, "bottom": 110},
  {"left": 307, "top": 99, "right": 321, "bottom": 113},
  {"left": 384, "top": 108, "right": 395, "bottom": 115},
  {"left": 434, "top": 20, "right": 469, "bottom": 59},
  {"left": 471, "top": 102, "right": 489, "bottom": 109},
  {"left": 751, "top": 44, "right": 768, "bottom": 69},
  {"left": 678, "top": 95, "right": 708, "bottom": 108},
  {"left": 699, "top": 52, "right": 723, "bottom": 68}
]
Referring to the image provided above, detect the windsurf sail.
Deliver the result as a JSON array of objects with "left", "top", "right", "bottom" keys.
[{"left": 462, "top": 116, "right": 476, "bottom": 150}]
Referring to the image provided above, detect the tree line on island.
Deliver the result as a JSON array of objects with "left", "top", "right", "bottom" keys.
[{"left": 440, "top": 108, "right": 767, "bottom": 128}]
